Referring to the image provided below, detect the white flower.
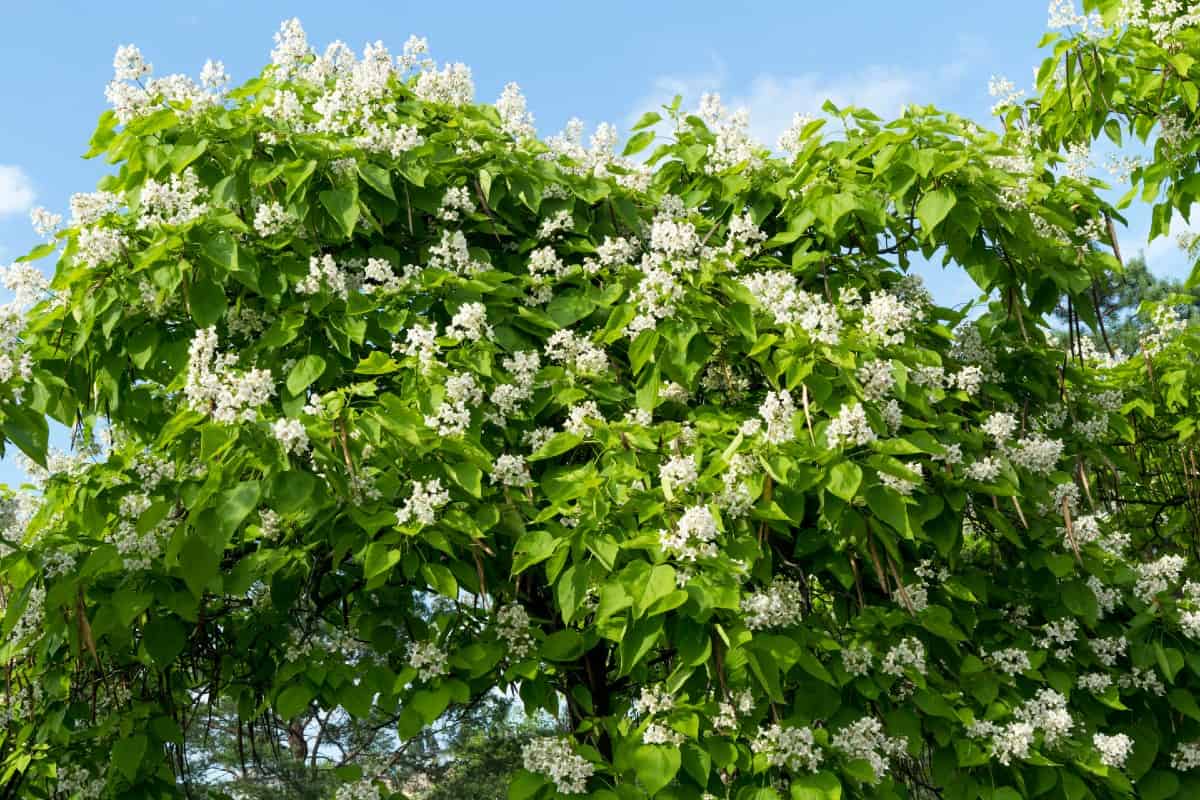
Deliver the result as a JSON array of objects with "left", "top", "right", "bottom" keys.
[
  {"left": 522, "top": 738, "right": 594, "bottom": 795},
  {"left": 831, "top": 717, "right": 906, "bottom": 783},
  {"left": 564, "top": 401, "right": 604, "bottom": 437},
  {"left": 395, "top": 479, "right": 451, "bottom": 528},
  {"left": 253, "top": 201, "right": 293, "bottom": 237},
  {"left": 827, "top": 403, "right": 876, "bottom": 448},
  {"left": 857, "top": 359, "right": 895, "bottom": 401},
  {"left": 1094, "top": 732, "right": 1132, "bottom": 769},
  {"left": 446, "top": 302, "right": 492, "bottom": 342},
  {"left": 842, "top": 646, "right": 873, "bottom": 677},
  {"left": 491, "top": 454, "right": 531, "bottom": 487},
  {"left": 185, "top": 328, "right": 275, "bottom": 424},
  {"left": 882, "top": 637, "right": 926, "bottom": 676},
  {"left": 981, "top": 412, "right": 1018, "bottom": 443},
  {"left": 660, "top": 505, "right": 720, "bottom": 562},
  {"left": 272, "top": 417, "right": 310, "bottom": 455},
  {"left": 414, "top": 62, "right": 475, "bottom": 106},
  {"left": 965, "top": 457, "right": 1002, "bottom": 482},
  {"left": 1134, "top": 554, "right": 1186, "bottom": 603},
  {"left": 741, "top": 577, "right": 805, "bottom": 630},
  {"left": 29, "top": 207, "right": 61, "bottom": 239},
  {"left": 137, "top": 168, "right": 208, "bottom": 229},
  {"left": 660, "top": 455, "right": 699, "bottom": 492},
  {"left": 759, "top": 390, "right": 796, "bottom": 444},
  {"left": 862, "top": 291, "right": 919, "bottom": 346},
  {"left": 495, "top": 603, "right": 535, "bottom": 660},
  {"left": 751, "top": 723, "right": 823, "bottom": 772},
  {"left": 496, "top": 82, "right": 536, "bottom": 139},
  {"left": 407, "top": 640, "right": 448, "bottom": 682},
  {"left": 988, "top": 648, "right": 1031, "bottom": 676}
]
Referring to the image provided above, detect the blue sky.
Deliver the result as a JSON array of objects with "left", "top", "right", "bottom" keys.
[{"left": 0, "top": 1, "right": 1187, "bottom": 485}]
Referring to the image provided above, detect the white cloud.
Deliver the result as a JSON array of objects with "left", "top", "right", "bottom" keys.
[
  {"left": 0, "top": 165, "right": 35, "bottom": 216},
  {"left": 628, "top": 54, "right": 970, "bottom": 150}
]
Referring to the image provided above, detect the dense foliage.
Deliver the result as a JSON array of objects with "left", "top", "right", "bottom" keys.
[{"left": 8, "top": 3, "right": 1200, "bottom": 798}]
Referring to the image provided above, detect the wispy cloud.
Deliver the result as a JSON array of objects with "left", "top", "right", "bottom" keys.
[
  {"left": 0, "top": 165, "right": 35, "bottom": 217},
  {"left": 627, "top": 49, "right": 973, "bottom": 148}
]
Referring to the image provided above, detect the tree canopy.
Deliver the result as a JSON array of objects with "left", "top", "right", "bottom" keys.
[{"left": 7, "top": 3, "right": 1200, "bottom": 799}]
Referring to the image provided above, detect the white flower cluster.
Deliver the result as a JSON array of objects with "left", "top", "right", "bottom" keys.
[
  {"left": 424, "top": 372, "right": 483, "bottom": 436},
  {"left": 827, "top": 403, "right": 876, "bottom": 449},
  {"left": 407, "top": 640, "right": 448, "bottom": 682},
  {"left": 253, "top": 201, "right": 294, "bottom": 237},
  {"left": 881, "top": 637, "right": 926, "bottom": 676},
  {"left": 438, "top": 186, "right": 476, "bottom": 222},
  {"left": 778, "top": 112, "right": 816, "bottom": 155},
  {"left": 1134, "top": 554, "right": 1186, "bottom": 603},
  {"left": 495, "top": 603, "right": 535, "bottom": 660},
  {"left": 272, "top": 417, "right": 310, "bottom": 455},
  {"left": 831, "top": 717, "right": 906, "bottom": 783},
  {"left": 969, "top": 688, "right": 1073, "bottom": 765},
  {"left": 1093, "top": 732, "right": 1133, "bottom": 769},
  {"left": 1173, "top": 741, "right": 1200, "bottom": 771},
  {"left": 446, "top": 302, "right": 492, "bottom": 342},
  {"left": 989, "top": 648, "right": 1031, "bottom": 676},
  {"left": 491, "top": 453, "right": 531, "bottom": 487},
  {"left": 334, "top": 780, "right": 381, "bottom": 800},
  {"left": 659, "top": 455, "right": 699, "bottom": 492},
  {"left": 395, "top": 479, "right": 451, "bottom": 528},
  {"left": 489, "top": 351, "right": 540, "bottom": 419},
  {"left": 522, "top": 737, "right": 594, "bottom": 795},
  {"left": 696, "top": 93, "right": 762, "bottom": 174},
  {"left": 138, "top": 169, "right": 208, "bottom": 228},
  {"left": 751, "top": 723, "right": 823, "bottom": 772},
  {"left": 430, "top": 229, "right": 488, "bottom": 275},
  {"left": 106, "top": 44, "right": 222, "bottom": 123},
  {"left": 740, "top": 271, "right": 841, "bottom": 343},
  {"left": 545, "top": 329, "right": 607, "bottom": 374},
  {"left": 75, "top": 225, "right": 128, "bottom": 270},
  {"left": 965, "top": 456, "right": 1002, "bottom": 482},
  {"left": 757, "top": 390, "right": 797, "bottom": 445},
  {"left": 862, "top": 291, "right": 920, "bottom": 346},
  {"left": 184, "top": 327, "right": 275, "bottom": 424},
  {"left": 55, "top": 765, "right": 106, "bottom": 800},
  {"left": 880, "top": 464, "right": 923, "bottom": 496},
  {"left": 633, "top": 685, "right": 675, "bottom": 717},
  {"left": 564, "top": 401, "right": 604, "bottom": 437},
  {"left": 660, "top": 505, "right": 720, "bottom": 562},
  {"left": 842, "top": 645, "right": 874, "bottom": 677},
  {"left": 857, "top": 359, "right": 895, "bottom": 401},
  {"left": 495, "top": 82, "right": 536, "bottom": 140},
  {"left": 741, "top": 576, "right": 805, "bottom": 630}
]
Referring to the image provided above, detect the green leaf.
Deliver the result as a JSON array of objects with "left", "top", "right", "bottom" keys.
[
  {"left": 445, "top": 461, "right": 483, "bottom": 498},
  {"left": 275, "top": 683, "right": 315, "bottom": 719},
  {"left": 633, "top": 565, "right": 677, "bottom": 619},
  {"left": 112, "top": 734, "right": 148, "bottom": 780},
  {"left": 357, "top": 162, "right": 396, "bottom": 201},
  {"left": 632, "top": 744, "right": 680, "bottom": 796},
  {"left": 623, "top": 131, "right": 655, "bottom": 157},
  {"left": 1139, "top": 770, "right": 1181, "bottom": 800},
  {"left": 422, "top": 563, "right": 458, "bottom": 598},
  {"left": 542, "top": 630, "right": 585, "bottom": 661},
  {"left": 364, "top": 543, "right": 402, "bottom": 581},
  {"left": 512, "top": 531, "right": 558, "bottom": 575},
  {"left": 143, "top": 616, "right": 188, "bottom": 666},
  {"left": 825, "top": 462, "right": 862, "bottom": 502},
  {"left": 178, "top": 535, "right": 222, "bottom": 597},
  {"left": 631, "top": 111, "right": 663, "bottom": 131},
  {"left": 508, "top": 770, "right": 547, "bottom": 800},
  {"left": 916, "top": 188, "right": 956, "bottom": 234},
  {"left": 320, "top": 188, "right": 360, "bottom": 238},
  {"left": 791, "top": 772, "right": 842, "bottom": 800},
  {"left": 865, "top": 485, "right": 909, "bottom": 536},
  {"left": 1, "top": 405, "right": 48, "bottom": 468},
  {"left": 201, "top": 232, "right": 238, "bottom": 271},
  {"left": 287, "top": 354, "right": 327, "bottom": 395},
  {"left": 189, "top": 274, "right": 227, "bottom": 327}
]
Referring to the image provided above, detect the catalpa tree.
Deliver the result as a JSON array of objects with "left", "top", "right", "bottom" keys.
[{"left": 4, "top": 7, "right": 1200, "bottom": 799}]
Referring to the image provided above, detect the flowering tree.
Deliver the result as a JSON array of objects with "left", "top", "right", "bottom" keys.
[{"left": 7, "top": 6, "right": 1200, "bottom": 799}]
